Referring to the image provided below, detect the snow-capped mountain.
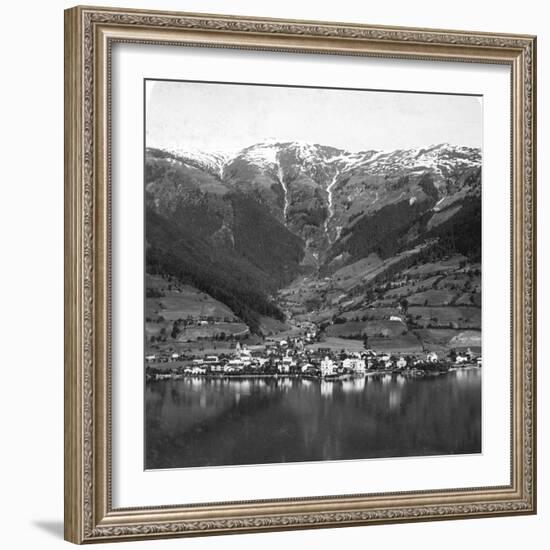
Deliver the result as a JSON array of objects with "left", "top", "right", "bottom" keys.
[
  {"left": 145, "top": 140, "right": 481, "bottom": 332},
  {"left": 167, "top": 140, "right": 480, "bottom": 183},
  {"left": 166, "top": 148, "right": 232, "bottom": 179},
  {"left": 146, "top": 140, "right": 481, "bottom": 266}
]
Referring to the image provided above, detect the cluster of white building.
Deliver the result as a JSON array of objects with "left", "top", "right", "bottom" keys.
[
  {"left": 147, "top": 338, "right": 481, "bottom": 377},
  {"left": 318, "top": 356, "right": 367, "bottom": 377}
]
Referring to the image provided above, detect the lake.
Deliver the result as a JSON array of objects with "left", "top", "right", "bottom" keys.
[{"left": 145, "top": 369, "right": 481, "bottom": 469}]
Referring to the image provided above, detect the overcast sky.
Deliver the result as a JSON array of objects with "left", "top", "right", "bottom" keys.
[{"left": 146, "top": 79, "right": 482, "bottom": 153}]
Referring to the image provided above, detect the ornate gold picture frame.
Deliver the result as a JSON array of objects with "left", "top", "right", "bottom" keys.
[{"left": 64, "top": 5, "right": 536, "bottom": 544}]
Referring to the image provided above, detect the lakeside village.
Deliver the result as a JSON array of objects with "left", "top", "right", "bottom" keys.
[{"left": 145, "top": 333, "right": 482, "bottom": 382}]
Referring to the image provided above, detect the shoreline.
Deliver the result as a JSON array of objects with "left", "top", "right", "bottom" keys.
[{"left": 146, "top": 364, "right": 481, "bottom": 382}]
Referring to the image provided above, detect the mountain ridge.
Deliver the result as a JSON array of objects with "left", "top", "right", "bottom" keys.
[
  {"left": 145, "top": 140, "right": 481, "bottom": 336},
  {"left": 164, "top": 140, "right": 480, "bottom": 184}
]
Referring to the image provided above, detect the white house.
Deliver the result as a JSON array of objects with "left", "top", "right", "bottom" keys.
[
  {"left": 342, "top": 358, "right": 366, "bottom": 374},
  {"left": 320, "top": 357, "right": 337, "bottom": 377},
  {"left": 224, "top": 359, "right": 244, "bottom": 373},
  {"left": 389, "top": 315, "right": 403, "bottom": 322},
  {"left": 255, "top": 357, "right": 268, "bottom": 368},
  {"left": 278, "top": 363, "right": 290, "bottom": 374},
  {"left": 396, "top": 356, "right": 407, "bottom": 369},
  {"left": 278, "top": 355, "right": 295, "bottom": 373}
]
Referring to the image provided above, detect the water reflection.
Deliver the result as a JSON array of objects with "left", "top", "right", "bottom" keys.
[
  {"left": 146, "top": 370, "right": 481, "bottom": 469},
  {"left": 341, "top": 377, "right": 366, "bottom": 393},
  {"left": 320, "top": 380, "right": 333, "bottom": 397}
]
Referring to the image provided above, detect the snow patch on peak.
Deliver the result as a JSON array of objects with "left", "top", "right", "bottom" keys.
[
  {"left": 348, "top": 143, "right": 481, "bottom": 176},
  {"left": 168, "top": 148, "right": 232, "bottom": 179},
  {"left": 239, "top": 142, "right": 280, "bottom": 169}
]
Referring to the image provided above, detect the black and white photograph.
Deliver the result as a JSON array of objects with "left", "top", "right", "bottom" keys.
[
  {"left": 144, "top": 79, "right": 482, "bottom": 470},
  {"left": 1, "top": 0, "right": 543, "bottom": 546}
]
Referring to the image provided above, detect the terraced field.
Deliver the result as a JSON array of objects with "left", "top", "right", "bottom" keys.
[
  {"left": 280, "top": 253, "right": 481, "bottom": 353},
  {"left": 145, "top": 274, "right": 249, "bottom": 348}
]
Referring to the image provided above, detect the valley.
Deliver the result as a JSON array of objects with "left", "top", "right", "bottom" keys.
[{"left": 144, "top": 140, "right": 481, "bottom": 360}]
